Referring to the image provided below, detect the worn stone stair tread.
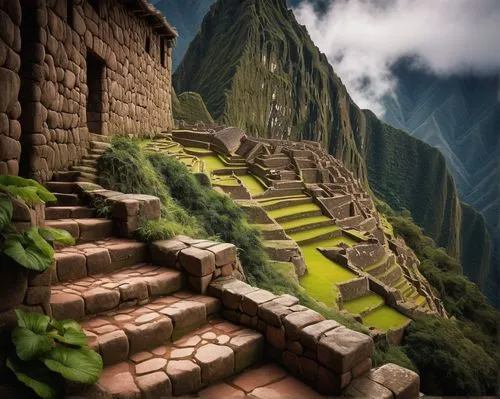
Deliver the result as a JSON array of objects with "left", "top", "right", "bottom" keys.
[
  {"left": 72, "top": 165, "right": 98, "bottom": 174},
  {"left": 48, "top": 192, "right": 81, "bottom": 206},
  {"left": 44, "top": 181, "right": 78, "bottom": 194},
  {"left": 84, "top": 316, "right": 264, "bottom": 397},
  {"left": 90, "top": 141, "right": 112, "bottom": 150},
  {"left": 50, "top": 263, "right": 185, "bottom": 320},
  {"left": 45, "top": 217, "right": 113, "bottom": 241},
  {"left": 45, "top": 205, "right": 96, "bottom": 220},
  {"left": 52, "top": 238, "right": 149, "bottom": 281}
]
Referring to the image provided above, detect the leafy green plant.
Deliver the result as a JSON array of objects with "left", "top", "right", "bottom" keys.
[
  {"left": 7, "top": 309, "right": 103, "bottom": 399},
  {"left": 0, "top": 176, "right": 75, "bottom": 271}
]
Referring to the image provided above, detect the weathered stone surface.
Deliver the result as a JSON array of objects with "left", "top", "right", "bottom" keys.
[
  {"left": 50, "top": 292, "right": 85, "bottom": 320},
  {"left": 258, "top": 295, "right": 298, "bottom": 327},
  {"left": 179, "top": 247, "right": 216, "bottom": 277},
  {"left": 229, "top": 330, "right": 263, "bottom": 372},
  {"left": 0, "top": 67, "right": 20, "bottom": 114},
  {"left": 343, "top": 376, "right": 393, "bottom": 399},
  {"left": 207, "top": 243, "right": 237, "bottom": 266},
  {"left": 166, "top": 360, "right": 202, "bottom": 395},
  {"left": 136, "top": 371, "right": 172, "bottom": 399},
  {"left": 159, "top": 300, "right": 206, "bottom": 335},
  {"left": 283, "top": 310, "right": 324, "bottom": 340},
  {"left": 124, "top": 318, "right": 173, "bottom": 353},
  {"left": 135, "top": 358, "right": 167, "bottom": 375},
  {"left": 144, "top": 270, "right": 183, "bottom": 297},
  {"left": 231, "top": 363, "right": 287, "bottom": 392},
  {"left": 97, "top": 363, "right": 141, "bottom": 398},
  {"left": 98, "top": 330, "right": 129, "bottom": 365},
  {"left": 194, "top": 344, "right": 235, "bottom": 383},
  {"left": 266, "top": 325, "right": 286, "bottom": 350},
  {"left": 317, "top": 326, "right": 373, "bottom": 373},
  {"left": 250, "top": 376, "right": 325, "bottom": 399},
  {"left": 85, "top": 248, "right": 112, "bottom": 275},
  {"left": 198, "top": 382, "right": 245, "bottom": 398},
  {"left": 55, "top": 252, "right": 87, "bottom": 282},
  {"left": 241, "top": 289, "right": 276, "bottom": 316},
  {"left": 221, "top": 280, "right": 258, "bottom": 310},
  {"left": 150, "top": 240, "right": 187, "bottom": 268},
  {"left": 300, "top": 319, "right": 341, "bottom": 349},
  {"left": 187, "top": 273, "right": 213, "bottom": 294},
  {"left": 83, "top": 287, "right": 120, "bottom": 314},
  {"left": 368, "top": 363, "right": 420, "bottom": 399}
]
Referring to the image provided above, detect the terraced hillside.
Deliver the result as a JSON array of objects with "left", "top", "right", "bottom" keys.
[
  {"left": 144, "top": 128, "right": 446, "bottom": 333},
  {"left": 172, "top": 0, "right": 494, "bottom": 306}
]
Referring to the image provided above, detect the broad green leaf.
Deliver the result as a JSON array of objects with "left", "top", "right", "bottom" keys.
[
  {"left": 15, "top": 309, "right": 50, "bottom": 333},
  {"left": 39, "top": 227, "right": 75, "bottom": 246},
  {"left": 0, "top": 196, "right": 13, "bottom": 230},
  {"left": 12, "top": 327, "right": 53, "bottom": 361},
  {"left": 6, "top": 356, "right": 58, "bottom": 399},
  {"left": 3, "top": 229, "right": 54, "bottom": 271},
  {"left": 43, "top": 346, "right": 103, "bottom": 384},
  {"left": 0, "top": 175, "right": 57, "bottom": 204},
  {"left": 49, "top": 319, "right": 87, "bottom": 346}
]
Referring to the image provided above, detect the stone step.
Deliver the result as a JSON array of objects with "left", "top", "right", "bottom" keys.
[
  {"left": 76, "top": 172, "right": 98, "bottom": 183},
  {"left": 47, "top": 193, "right": 81, "bottom": 206},
  {"left": 89, "top": 133, "right": 111, "bottom": 143},
  {"left": 90, "top": 140, "right": 111, "bottom": 150},
  {"left": 261, "top": 197, "right": 312, "bottom": 211},
  {"left": 45, "top": 206, "right": 96, "bottom": 220},
  {"left": 72, "top": 165, "right": 98, "bottom": 174},
  {"left": 274, "top": 209, "right": 324, "bottom": 223},
  {"left": 52, "top": 239, "right": 149, "bottom": 282},
  {"left": 84, "top": 316, "right": 264, "bottom": 397},
  {"left": 284, "top": 219, "right": 336, "bottom": 235},
  {"left": 50, "top": 264, "right": 185, "bottom": 320},
  {"left": 88, "top": 147, "right": 107, "bottom": 155},
  {"left": 52, "top": 171, "right": 81, "bottom": 182},
  {"left": 272, "top": 180, "right": 304, "bottom": 190},
  {"left": 80, "top": 159, "right": 98, "bottom": 168},
  {"left": 82, "top": 153, "right": 101, "bottom": 160},
  {"left": 45, "top": 218, "right": 113, "bottom": 242},
  {"left": 44, "top": 181, "right": 78, "bottom": 194}
]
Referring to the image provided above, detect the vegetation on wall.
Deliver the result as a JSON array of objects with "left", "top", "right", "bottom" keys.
[
  {"left": 7, "top": 310, "right": 102, "bottom": 399},
  {"left": 0, "top": 176, "right": 74, "bottom": 272},
  {"left": 377, "top": 201, "right": 499, "bottom": 395}
]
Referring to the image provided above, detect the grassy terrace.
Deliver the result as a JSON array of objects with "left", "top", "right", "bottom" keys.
[{"left": 147, "top": 136, "right": 411, "bottom": 331}]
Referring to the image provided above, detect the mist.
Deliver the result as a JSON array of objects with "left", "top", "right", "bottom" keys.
[{"left": 292, "top": 0, "right": 500, "bottom": 114}]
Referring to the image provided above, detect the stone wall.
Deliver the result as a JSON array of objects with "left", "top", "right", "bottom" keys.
[
  {"left": 18, "top": 0, "right": 174, "bottom": 182},
  {"left": 0, "top": 1, "right": 22, "bottom": 175}
]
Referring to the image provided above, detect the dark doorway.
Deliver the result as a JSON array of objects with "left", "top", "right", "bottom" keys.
[{"left": 86, "top": 51, "right": 105, "bottom": 134}]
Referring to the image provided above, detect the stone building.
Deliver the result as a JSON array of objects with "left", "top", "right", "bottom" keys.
[{"left": 0, "top": 0, "right": 177, "bottom": 182}]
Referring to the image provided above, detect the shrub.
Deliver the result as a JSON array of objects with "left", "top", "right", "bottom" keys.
[{"left": 7, "top": 310, "right": 102, "bottom": 399}]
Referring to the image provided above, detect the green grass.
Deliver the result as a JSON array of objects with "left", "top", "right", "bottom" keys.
[
  {"left": 200, "top": 154, "right": 227, "bottom": 172},
  {"left": 299, "top": 243, "right": 356, "bottom": 306},
  {"left": 288, "top": 225, "right": 341, "bottom": 242},
  {"left": 239, "top": 174, "right": 266, "bottom": 195},
  {"left": 362, "top": 306, "right": 410, "bottom": 330},
  {"left": 280, "top": 215, "right": 331, "bottom": 230},
  {"left": 343, "top": 293, "right": 385, "bottom": 315},
  {"left": 267, "top": 203, "right": 320, "bottom": 219}
]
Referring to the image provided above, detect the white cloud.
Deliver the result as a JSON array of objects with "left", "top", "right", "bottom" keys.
[{"left": 292, "top": 0, "right": 500, "bottom": 114}]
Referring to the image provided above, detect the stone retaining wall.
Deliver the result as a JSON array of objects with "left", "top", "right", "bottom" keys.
[
  {"left": 13, "top": 0, "right": 175, "bottom": 182},
  {"left": 0, "top": 1, "right": 22, "bottom": 175}
]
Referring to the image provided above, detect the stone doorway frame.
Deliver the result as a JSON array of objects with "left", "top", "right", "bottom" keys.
[{"left": 86, "top": 50, "right": 106, "bottom": 135}]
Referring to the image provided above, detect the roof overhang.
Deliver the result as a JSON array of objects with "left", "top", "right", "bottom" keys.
[{"left": 122, "top": 0, "right": 178, "bottom": 40}]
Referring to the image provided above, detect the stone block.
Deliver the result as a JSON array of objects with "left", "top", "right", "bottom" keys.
[
  {"left": 300, "top": 319, "right": 341, "bottom": 350},
  {"left": 137, "top": 371, "right": 172, "bottom": 399},
  {"left": 207, "top": 243, "right": 237, "bottom": 266},
  {"left": 50, "top": 292, "right": 85, "bottom": 320},
  {"left": 187, "top": 273, "right": 213, "bottom": 294},
  {"left": 282, "top": 310, "right": 324, "bottom": 341},
  {"left": 368, "top": 363, "right": 420, "bottom": 399},
  {"left": 166, "top": 360, "right": 201, "bottom": 396},
  {"left": 25, "top": 286, "right": 50, "bottom": 306},
  {"left": 150, "top": 239, "right": 187, "bottom": 268},
  {"left": 194, "top": 344, "right": 235, "bottom": 383},
  {"left": 317, "top": 326, "right": 373, "bottom": 374},
  {"left": 55, "top": 252, "right": 87, "bottom": 282},
  {"left": 124, "top": 318, "right": 173, "bottom": 353},
  {"left": 266, "top": 325, "right": 286, "bottom": 350},
  {"left": 82, "top": 288, "right": 120, "bottom": 314},
  {"left": 179, "top": 247, "right": 215, "bottom": 277},
  {"left": 98, "top": 330, "right": 129, "bottom": 365},
  {"left": 343, "top": 376, "right": 393, "bottom": 399},
  {"left": 241, "top": 289, "right": 276, "bottom": 316}
]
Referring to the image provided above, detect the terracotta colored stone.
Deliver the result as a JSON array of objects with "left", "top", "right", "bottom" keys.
[
  {"left": 120, "top": 278, "right": 149, "bottom": 301},
  {"left": 207, "top": 243, "right": 237, "bottom": 266},
  {"left": 343, "top": 376, "right": 393, "bottom": 399},
  {"left": 250, "top": 376, "right": 326, "bottom": 399},
  {"left": 241, "top": 289, "right": 276, "bottom": 316},
  {"left": 97, "top": 363, "right": 141, "bottom": 398},
  {"left": 368, "top": 363, "right": 420, "bottom": 399},
  {"left": 83, "top": 287, "right": 120, "bottom": 314},
  {"left": 135, "top": 358, "right": 167, "bottom": 375},
  {"left": 171, "top": 347, "right": 194, "bottom": 358},
  {"left": 159, "top": 300, "right": 206, "bottom": 336},
  {"left": 198, "top": 382, "right": 245, "bottom": 398},
  {"left": 85, "top": 248, "right": 112, "bottom": 275},
  {"left": 221, "top": 280, "right": 258, "bottom": 310},
  {"left": 231, "top": 363, "right": 287, "bottom": 392},
  {"left": 187, "top": 273, "right": 213, "bottom": 294},
  {"left": 317, "top": 326, "right": 373, "bottom": 373},
  {"left": 145, "top": 270, "right": 183, "bottom": 297},
  {"left": 174, "top": 334, "right": 201, "bottom": 348},
  {"left": 136, "top": 371, "right": 172, "bottom": 399},
  {"left": 194, "top": 344, "right": 235, "bottom": 383},
  {"left": 50, "top": 292, "right": 85, "bottom": 320},
  {"left": 55, "top": 252, "right": 86, "bottom": 282},
  {"left": 124, "top": 318, "right": 173, "bottom": 353},
  {"left": 283, "top": 310, "right": 324, "bottom": 340},
  {"left": 98, "top": 330, "right": 129, "bottom": 365},
  {"left": 300, "top": 319, "right": 341, "bottom": 349},
  {"left": 230, "top": 330, "right": 263, "bottom": 372},
  {"left": 179, "top": 247, "right": 215, "bottom": 277},
  {"left": 150, "top": 240, "right": 187, "bottom": 268},
  {"left": 166, "top": 360, "right": 202, "bottom": 396},
  {"left": 130, "top": 352, "right": 153, "bottom": 364}
]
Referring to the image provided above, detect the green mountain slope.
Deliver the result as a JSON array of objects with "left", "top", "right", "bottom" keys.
[{"left": 172, "top": 0, "right": 494, "bottom": 305}]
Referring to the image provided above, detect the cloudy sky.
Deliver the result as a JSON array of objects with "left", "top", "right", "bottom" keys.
[{"left": 292, "top": 0, "right": 500, "bottom": 115}]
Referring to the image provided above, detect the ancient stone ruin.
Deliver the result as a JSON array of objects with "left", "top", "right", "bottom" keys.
[
  {"left": 0, "top": 0, "right": 176, "bottom": 182},
  {"left": 1, "top": 1, "right": 422, "bottom": 397}
]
